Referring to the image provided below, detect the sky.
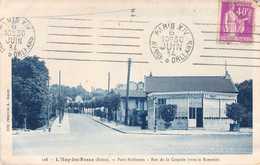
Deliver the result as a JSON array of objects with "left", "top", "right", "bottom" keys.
[{"left": 2, "top": 0, "right": 257, "bottom": 92}]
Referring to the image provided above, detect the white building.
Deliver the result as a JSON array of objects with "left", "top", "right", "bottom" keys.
[
  {"left": 145, "top": 72, "right": 238, "bottom": 131},
  {"left": 115, "top": 81, "right": 147, "bottom": 125},
  {"left": 75, "top": 95, "right": 84, "bottom": 103}
]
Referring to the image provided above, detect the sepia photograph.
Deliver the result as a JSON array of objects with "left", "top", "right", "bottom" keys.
[{"left": 0, "top": 0, "right": 259, "bottom": 164}]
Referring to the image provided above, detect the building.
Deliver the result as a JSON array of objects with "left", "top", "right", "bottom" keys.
[
  {"left": 115, "top": 81, "right": 147, "bottom": 125},
  {"left": 66, "top": 97, "right": 73, "bottom": 104},
  {"left": 75, "top": 95, "right": 84, "bottom": 103},
  {"left": 145, "top": 72, "right": 238, "bottom": 131}
]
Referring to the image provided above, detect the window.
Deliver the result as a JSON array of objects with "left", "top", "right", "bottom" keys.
[
  {"left": 189, "top": 107, "right": 196, "bottom": 119},
  {"left": 135, "top": 99, "right": 138, "bottom": 109},
  {"left": 168, "top": 98, "right": 188, "bottom": 118},
  {"left": 140, "top": 100, "right": 144, "bottom": 110},
  {"left": 158, "top": 99, "right": 166, "bottom": 105},
  {"left": 204, "top": 99, "right": 219, "bottom": 118},
  {"left": 189, "top": 98, "right": 202, "bottom": 107}
]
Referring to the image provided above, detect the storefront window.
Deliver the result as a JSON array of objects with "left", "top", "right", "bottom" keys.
[{"left": 204, "top": 99, "right": 219, "bottom": 119}]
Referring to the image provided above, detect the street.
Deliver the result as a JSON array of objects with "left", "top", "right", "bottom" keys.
[{"left": 13, "top": 113, "right": 252, "bottom": 155}]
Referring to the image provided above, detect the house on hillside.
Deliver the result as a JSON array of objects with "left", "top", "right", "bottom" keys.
[
  {"left": 145, "top": 71, "right": 238, "bottom": 131},
  {"left": 115, "top": 81, "right": 147, "bottom": 125}
]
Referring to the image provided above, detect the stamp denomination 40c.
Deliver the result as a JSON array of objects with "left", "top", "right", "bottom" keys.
[
  {"left": 149, "top": 22, "right": 194, "bottom": 64},
  {"left": 218, "top": 0, "right": 255, "bottom": 44},
  {"left": 0, "top": 17, "right": 35, "bottom": 58}
]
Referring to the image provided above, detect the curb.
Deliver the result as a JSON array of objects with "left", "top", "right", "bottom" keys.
[
  {"left": 85, "top": 115, "right": 126, "bottom": 134},
  {"left": 84, "top": 115, "right": 252, "bottom": 136}
]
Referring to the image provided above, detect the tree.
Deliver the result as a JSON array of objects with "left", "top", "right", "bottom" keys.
[
  {"left": 50, "top": 94, "right": 58, "bottom": 118},
  {"left": 235, "top": 80, "right": 252, "bottom": 112},
  {"left": 159, "top": 104, "right": 177, "bottom": 128},
  {"left": 235, "top": 80, "right": 252, "bottom": 127},
  {"left": 139, "top": 110, "right": 148, "bottom": 129},
  {"left": 12, "top": 56, "right": 49, "bottom": 129},
  {"left": 104, "top": 90, "right": 121, "bottom": 122},
  {"left": 129, "top": 108, "right": 138, "bottom": 126},
  {"left": 226, "top": 103, "right": 247, "bottom": 124},
  {"left": 50, "top": 84, "right": 91, "bottom": 102},
  {"left": 90, "top": 97, "right": 104, "bottom": 108}
]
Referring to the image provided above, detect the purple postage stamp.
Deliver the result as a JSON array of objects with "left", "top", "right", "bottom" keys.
[{"left": 218, "top": 0, "right": 255, "bottom": 44}]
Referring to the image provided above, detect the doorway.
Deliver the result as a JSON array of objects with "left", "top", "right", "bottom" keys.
[
  {"left": 196, "top": 108, "right": 203, "bottom": 127},
  {"left": 189, "top": 107, "right": 203, "bottom": 128}
]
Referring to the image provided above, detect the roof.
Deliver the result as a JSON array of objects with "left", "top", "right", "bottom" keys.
[
  {"left": 115, "top": 89, "right": 146, "bottom": 98},
  {"left": 145, "top": 76, "right": 238, "bottom": 93}
]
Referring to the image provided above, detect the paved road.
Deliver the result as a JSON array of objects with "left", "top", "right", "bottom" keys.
[{"left": 13, "top": 113, "right": 252, "bottom": 155}]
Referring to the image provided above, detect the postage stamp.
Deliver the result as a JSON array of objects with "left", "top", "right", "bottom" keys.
[
  {"left": 0, "top": 17, "right": 35, "bottom": 58},
  {"left": 218, "top": 0, "right": 255, "bottom": 44},
  {"left": 149, "top": 22, "right": 194, "bottom": 64}
]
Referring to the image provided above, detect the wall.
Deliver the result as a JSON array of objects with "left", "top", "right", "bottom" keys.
[
  {"left": 157, "top": 119, "right": 188, "bottom": 130},
  {"left": 203, "top": 119, "right": 233, "bottom": 130},
  {"left": 147, "top": 92, "right": 237, "bottom": 131}
]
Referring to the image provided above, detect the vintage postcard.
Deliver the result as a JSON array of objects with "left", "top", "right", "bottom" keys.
[{"left": 0, "top": 0, "right": 259, "bottom": 164}]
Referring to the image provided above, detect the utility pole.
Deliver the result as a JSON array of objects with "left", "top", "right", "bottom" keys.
[
  {"left": 125, "top": 58, "right": 132, "bottom": 125},
  {"left": 108, "top": 72, "right": 110, "bottom": 93}
]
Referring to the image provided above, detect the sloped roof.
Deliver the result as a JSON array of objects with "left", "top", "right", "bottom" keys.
[
  {"left": 115, "top": 89, "right": 146, "bottom": 98},
  {"left": 145, "top": 76, "right": 238, "bottom": 93}
]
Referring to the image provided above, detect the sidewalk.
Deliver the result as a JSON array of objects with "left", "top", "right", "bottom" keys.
[
  {"left": 51, "top": 113, "right": 70, "bottom": 134},
  {"left": 85, "top": 114, "right": 252, "bottom": 136}
]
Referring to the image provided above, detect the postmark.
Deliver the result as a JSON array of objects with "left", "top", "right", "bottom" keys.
[
  {"left": 218, "top": 0, "right": 255, "bottom": 44},
  {"left": 0, "top": 17, "right": 35, "bottom": 58},
  {"left": 149, "top": 22, "right": 194, "bottom": 64}
]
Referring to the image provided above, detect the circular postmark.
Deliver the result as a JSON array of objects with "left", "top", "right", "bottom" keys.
[
  {"left": 149, "top": 22, "right": 194, "bottom": 63},
  {"left": 0, "top": 17, "right": 35, "bottom": 58}
]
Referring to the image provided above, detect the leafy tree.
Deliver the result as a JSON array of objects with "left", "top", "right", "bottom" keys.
[
  {"left": 12, "top": 56, "right": 49, "bottom": 129},
  {"left": 235, "top": 80, "right": 252, "bottom": 127},
  {"left": 159, "top": 104, "right": 177, "bottom": 128},
  {"left": 104, "top": 90, "right": 121, "bottom": 122},
  {"left": 49, "top": 94, "right": 58, "bottom": 118},
  {"left": 50, "top": 84, "right": 92, "bottom": 102},
  {"left": 85, "top": 101, "right": 91, "bottom": 109},
  {"left": 139, "top": 110, "right": 148, "bottom": 129},
  {"left": 235, "top": 80, "right": 252, "bottom": 112},
  {"left": 226, "top": 103, "right": 247, "bottom": 124},
  {"left": 94, "top": 97, "right": 104, "bottom": 108},
  {"left": 68, "top": 102, "right": 73, "bottom": 109},
  {"left": 71, "top": 87, "right": 77, "bottom": 100},
  {"left": 129, "top": 108, "right": 138, "bottom": 126}
]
